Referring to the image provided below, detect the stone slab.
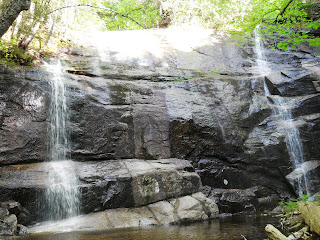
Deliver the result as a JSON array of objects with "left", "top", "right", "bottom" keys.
[{"left": 29, "top": 192, "right": 219, "bottom": 234}]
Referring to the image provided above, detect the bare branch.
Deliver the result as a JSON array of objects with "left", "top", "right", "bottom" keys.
[
  {"left": 275, "top": 0, "right": 294, "bottom": 23},
  {"left": 48, "top": 4, "right": 146, "bottom": 29}
]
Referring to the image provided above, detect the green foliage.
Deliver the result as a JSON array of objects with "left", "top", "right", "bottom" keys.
[
  {"left": 2, "top": 0, "right": 319, "bottom": 64},
  {"left": 280, "top": 200, "right": 298, "bottom": 213},
  {"left": 230, "top": 0, "right": 320, "bottom": 50},
  {"left": 0, "top": 40, "right": 35, "bottom": 65},
  {"left": 299, "top": 193, "right": 310, "bottom": 202},
  {"left": 314, "top": 194, "right": 320, "bottom": 201},
  {"left": 98, "top": 0, "right": 161, "bottom": 30},
  {"left": 173, "top": 77, "right": 190, "bottom": 81},
  {"left": 279, "top": 194, "right": 311, "bottom": 214}
]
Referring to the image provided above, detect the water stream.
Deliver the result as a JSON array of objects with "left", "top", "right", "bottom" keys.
[
  {"left": 43, "top": 60, "right": 80, "bottom": 221},
  {"left": 254, "top": 26, "right": 310, "bottom": 196}
]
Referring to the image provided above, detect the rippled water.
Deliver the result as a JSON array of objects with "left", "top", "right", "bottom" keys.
[{"left": 19, "top": 215, "right": 279, "bottom": 240}]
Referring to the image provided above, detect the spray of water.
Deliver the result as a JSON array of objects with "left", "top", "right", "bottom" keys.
[
  {"left": 254, "top": 25, "right": 309, "bottom": 196},
  {"left": 43, "top": 60, "right": 80, "bottom": 220}
]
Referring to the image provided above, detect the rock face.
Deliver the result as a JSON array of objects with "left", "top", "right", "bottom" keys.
[
  {"left": 0, "top": 67, "right": 50, "bottom": 165},
  {"left": 29, "top": 192, "right": 218, "bottom": 234},
  {"left": 0, "top": 29, "right": 319, "bottom": 220}
]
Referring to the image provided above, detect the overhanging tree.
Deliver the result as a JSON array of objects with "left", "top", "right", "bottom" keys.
[
  {"left": 230, "top": 0, "right": 320, "bottom": 50},
  {"left": 0, "top": 0, "right": 31, "bottom": 38}
]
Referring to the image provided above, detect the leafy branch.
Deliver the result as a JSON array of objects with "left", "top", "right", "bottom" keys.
[{"left": 48, "top": 4, "right": 146, "bottom": 29}]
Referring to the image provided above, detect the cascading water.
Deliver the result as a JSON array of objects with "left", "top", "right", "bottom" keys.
[
  {"left": 254, "top": 25, "right": 310, "bottom": 196},
  {"left": 43, "top": 60, "right": 80, "bottom": 220},
  {"left": 254, "top": 26, "right": 271, "bottom": 76}
]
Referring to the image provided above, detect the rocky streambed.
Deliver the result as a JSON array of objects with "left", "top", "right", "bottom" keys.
[{"left": 0, "top": 28, "right": 320, "bottom": 237}]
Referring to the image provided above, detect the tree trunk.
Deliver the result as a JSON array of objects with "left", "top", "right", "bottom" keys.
[
  {"left": 265, "top": 224, "right": 289, "bottom": 240},
  {"left": 17, "top": 20, "right": 41, "bottom": 50},
  {"left": 0, "top": 0, "right": 31, "bottom": 38},
  {"left": 298, "top": 202, "right": 320, "bottom": 236},
  {"left": 39, "top": 21, "right": 55, "bottom": 54}
]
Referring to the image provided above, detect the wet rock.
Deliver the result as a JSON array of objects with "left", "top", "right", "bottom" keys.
[
  {"left": 265, "top": 68, "right": 318, "bottom": 97},
  {"left": 68, "top": 79, "right": 171, "bottom": 161},
  {"left": 286, "top": 161, "right": 320, "bottom": 196},
  {"left": 214, "top": 189, "right": 257, "bottom": 214},
  {"left": 0, "top": 68, "right": 50, "bottom": 166},
  {"left": 291, "top": 95, "right": 320, "bottom": 118},
  {"left": 299, "top": 113, "right": 320, "bottom": 163}
]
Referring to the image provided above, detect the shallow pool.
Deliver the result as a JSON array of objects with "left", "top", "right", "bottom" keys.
[{"left": 18, "top": 215, "right": 279, "bottom": 240}]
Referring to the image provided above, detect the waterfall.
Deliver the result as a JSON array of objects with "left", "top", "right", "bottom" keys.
[
  {"left": 43, "top": 60, "right": 80, "bottom": 220},
  {"left": 254, "top": 26, "right": 271, "bottom": 76},
  {"left": 254, "top": 25, "right": 310, "bottom": 196}
]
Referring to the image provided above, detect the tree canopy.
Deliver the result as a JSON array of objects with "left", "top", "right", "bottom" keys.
[{"left": 0, "top": 0, "right": 319, "bottom": 65}]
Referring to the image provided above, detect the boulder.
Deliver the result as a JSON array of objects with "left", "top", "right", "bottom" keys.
[
  {"left": 204, "top": 186, "right": 280, "bottom": 214},
  {"left": 148, "top": 200, "right": 178, "bottom": 225},
  {"left": 169, "top": 196, "right": 209, "bottom": 223},
  {"left": 0, "top": 201, "right": 31, "bottom": 226},
  {"left": 265, "top": 68, "right": 317, "bottom": 97},
  {"left": 106, "top": 207, "right": 158, "bottom": 228},
  {"left": 191, "top": 192, "right": 219, "bottom": 219},
  {"left": 286, "top": 161, "right": 320, "bottom": 196}
]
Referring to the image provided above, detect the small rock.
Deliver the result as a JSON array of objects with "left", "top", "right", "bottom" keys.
[
  {"left": 0, "top": 214, "right": 17, "bottom": 236},
  {"left": 0, "top": 208, "right": 9, "bottom": 219},
  {"left": 17, "top": 224, "right": 28, "bottom": 236}
]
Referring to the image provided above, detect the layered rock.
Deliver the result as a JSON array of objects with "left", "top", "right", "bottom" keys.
[
  {"left": 0, "top": 159, "right": 201, "bottom": 221},
  {"left": 29, "top": 192, "right": 218, "bottom": 234}
]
